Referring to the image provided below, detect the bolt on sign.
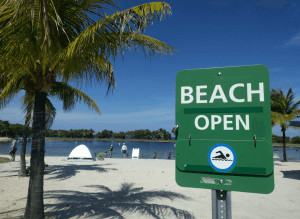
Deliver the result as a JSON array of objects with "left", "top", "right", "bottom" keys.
[{"left": 175, "top": 65, "right": 274, "bottom": 194}]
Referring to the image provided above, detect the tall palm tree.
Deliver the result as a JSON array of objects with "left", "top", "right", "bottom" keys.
[
  {"left": 0, "top": 1, "right": 173, "bottom": 218},
  {"left": 271, "top": 88, "right": 300, "bottom": 161},
  {"left": 19, "top": 92, "right": 59, "bottom": 177}
]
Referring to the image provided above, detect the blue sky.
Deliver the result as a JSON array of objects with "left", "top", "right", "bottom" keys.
[{"left": 1, "top": 0, "right": 300, "bottom": 137}]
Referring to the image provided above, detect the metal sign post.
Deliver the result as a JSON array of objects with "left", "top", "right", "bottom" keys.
[{"left": 212, "top": 190, "right": 231, "bottom": 219}]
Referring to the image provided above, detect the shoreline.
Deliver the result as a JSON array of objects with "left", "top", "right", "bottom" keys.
[
  {"left": 2, "top": 136, "right": 300, "bottom": 147},
  {"left": 2, "top": 137, "right": 300, "bottom": 147},
  {"left": 45, "top": 137, "right": 175, "bottom": 143},
  {"left": 0, "top": 137, "right": 11, "bottom": 142}
]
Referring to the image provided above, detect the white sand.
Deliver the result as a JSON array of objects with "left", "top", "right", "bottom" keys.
[{"left": 0, "top": 155, "right": 300, "bottom": 219}]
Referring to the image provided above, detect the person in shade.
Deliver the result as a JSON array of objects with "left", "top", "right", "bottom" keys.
[
  {"left": 8, "top": 137, "right": 17, "bottom": 161},
  {"left": 109, "top": 145, "right": 113, "bottom": 158},
  {"left": 121, "top": 143, "right": 127, "bottom": 158}
]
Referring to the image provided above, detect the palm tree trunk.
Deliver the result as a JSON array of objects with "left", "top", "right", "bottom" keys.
[
  {"left": 19, "top": 112, "right": 31, "bottom": 177},
  {"left": 24, "top": 91, "right": 46, "bottom": 219},
  {"left": 282, "top": 126, "right": 287, "bottom": 162}
]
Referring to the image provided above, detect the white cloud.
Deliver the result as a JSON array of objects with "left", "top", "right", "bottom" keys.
[{"left": 285, "top": 31, "right": 300, "bottom": 47}]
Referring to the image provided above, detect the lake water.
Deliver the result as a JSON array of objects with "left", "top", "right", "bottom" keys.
[
  {"left": 0, "top": 140, "right": 176, "bottom": 160},
  {"left": 0, "top": 140, "right": 299, "bottom": 161}
]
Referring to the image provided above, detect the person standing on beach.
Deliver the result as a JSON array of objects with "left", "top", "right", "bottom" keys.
[
  {"left": 8, "top": 138, "right": 17, "bottom": 161},
  {"left": 109, "top": 145, "right": 113, "bottom": 158},
  {"left": 167, "top": 152, "right": 171, "bottom": 159},
  {"left": 121, "top": 143, "right": 127, "bottom": 158},
  {"left": 153, "top": 152, "right": 157, "bottom": 159}
]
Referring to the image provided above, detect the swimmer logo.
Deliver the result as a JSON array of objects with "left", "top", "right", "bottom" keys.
[{"left": 208, "top": 144, "right": 236, "bottom": 172}]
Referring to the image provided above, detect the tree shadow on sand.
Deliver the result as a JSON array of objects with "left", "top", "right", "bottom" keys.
[
  {"left": 44, "top": 183, "right": 195, "bottom": 219},
  {"left": 46, "top": 164, "right": 117, "bottom": 181}
]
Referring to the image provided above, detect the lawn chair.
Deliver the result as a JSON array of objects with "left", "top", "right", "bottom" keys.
[{"left": 132, "top": 148, "right": 140, "bottom": 159}]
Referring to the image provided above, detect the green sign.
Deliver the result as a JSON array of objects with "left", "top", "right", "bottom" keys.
[{"left": 175, "top": 65, "right": 274, "bottom": 194}]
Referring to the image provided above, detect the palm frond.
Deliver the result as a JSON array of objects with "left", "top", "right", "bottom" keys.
[
  {"left": 54, "top": 51, "right": 116, "bottom": 92},
  {"left": 49, "top": 82, "right": 100, "bottom": 114},
  {"left": 0, "top": 72, "right": 24, "bottom": 108},
  {"left": 45, "top": 96, "right": 56, "bottom": 129},
  {"left": 271, "top": 111, "right": 297, "bottom": 125},
  {"left": 65, "top": 2, "right": 173, "bottom": 60}
]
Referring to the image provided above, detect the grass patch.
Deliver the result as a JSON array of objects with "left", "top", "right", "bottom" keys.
[{"left": 0, "top": 157, "right": 10, "bottom": 163}]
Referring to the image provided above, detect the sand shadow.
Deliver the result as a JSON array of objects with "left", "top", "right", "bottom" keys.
[
  {"left": 0, "top": 166, "right": 21, "bottom": 178},
  {"left": 44, "top": 183, "right": 194, "bottom": 219},
  {"left": 281, "top": 170, "right": 300, "bottom": 180},
  {"left": 46, "top": 164, "right": 117, "bottom": 181},
  {"left": 0, "top": 207, "right": 25, "bottom": 219}
]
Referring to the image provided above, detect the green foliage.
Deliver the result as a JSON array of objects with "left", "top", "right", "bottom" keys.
[
  {"left": 96, "top": 129, "right": 113, "bottom": 138},
  {"left": 291, "top": 136, "right": 300, "bottom": 144},
  {"left": 47, "top": 128, "right": 172, "bottom": 140},
  {"left": 128, "top": 129, "right": 152, "bottom": 139},
  {"left": 113, "top": 131, "right": 126, "bottom": 139},
  {"left": 272, "top": 134, "right": 290, "bottom": 143},
  {"left": 0, "top": 120, "right": 32, "bottom": 137},
  {"left": 0, "top": 120, "right": 12, "bottom": 137},
  {"left": 10, "top": 123, "right": 32, "bottom": 137},
  {"left": 271, "top": 88, "right": 300, "bottom": 127},
  {"left": 46, "top": 129, "right": 95, "bottom": 138}
]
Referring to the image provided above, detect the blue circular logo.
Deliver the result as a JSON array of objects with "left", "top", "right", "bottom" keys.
[{"left": 208, "top": 143, "right": 236, "bottom": 172}]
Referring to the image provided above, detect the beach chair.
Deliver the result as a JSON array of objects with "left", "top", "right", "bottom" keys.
[{"left": 132, "top": 148, "right": 140, "bottom": 159}]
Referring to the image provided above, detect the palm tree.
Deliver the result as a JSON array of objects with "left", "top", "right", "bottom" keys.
[
  {"left": 0, "top": 1, "right": 173, "bottom": 218},
  {"left": 271, "top": 88, "right": 300, "bottom": 161},
  {"left": 19, "top": 92, "right": 57, "bottom": 177}
]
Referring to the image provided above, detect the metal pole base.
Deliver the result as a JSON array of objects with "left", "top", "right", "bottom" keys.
[{"left": 212, "top": 190, "right": 232, "bottom": 219}]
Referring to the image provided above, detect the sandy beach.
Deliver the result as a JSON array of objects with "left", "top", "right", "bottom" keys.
[{"left": 0, "top": 156, "right": 299, "bottom": 219}]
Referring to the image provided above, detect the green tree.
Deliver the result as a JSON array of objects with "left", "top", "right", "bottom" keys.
[
  {"left": 0, "top": 1, "right": 173, "bottom": 218},
  {"left": 271, "top": 88, "right": 300, "bottom": 161},
  {"left": 100, "top": 129, "right": 113, "bottom": 138},
  {"left": 152, "top": 130, "right": 162, "bottom": 139},
  {"left": 291, "top": 136, "right": 300, "bottom": 144},
  {"left": 113, "top": 131, "right": 126, "bottom": 139},
  {"left": 10, "top": 123, "right": 26, "bottom": 136},
  {"left": 164, "top": 131, "right": 172, "bottom": 140},
  {"left": 0, "top": 120, "right": 11, "bottom": 137}
]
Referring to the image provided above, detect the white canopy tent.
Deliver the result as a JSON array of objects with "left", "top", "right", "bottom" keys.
[{"left": 68, "top": 144, "right": 95, "bottom": 161}]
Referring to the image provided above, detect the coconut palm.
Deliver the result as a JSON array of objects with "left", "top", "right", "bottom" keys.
[
  {"left": 0, "top": 70, "right": 104, "bottom": 217},
  {"left": 271, "top": 88, "right": 300, "bottom": 161},
  {"left": 0, "top": 1, "right": 173, "bottom": 218}
]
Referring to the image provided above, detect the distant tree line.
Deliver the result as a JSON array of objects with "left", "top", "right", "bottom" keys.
[
  {"left": 46, "top": 129, "right": 95, "bottom": 138},
  {"left": 47, "top": 128, "right": 172, "bottom": 140},
  {"left": 2, "top": 120, "right": 300, "bottom": 143},
  {"left": 0, "top": 120, "right": 172, "bottom": 140},
  {"left": 272, "top": 134, "right": 300, "bottom": 144},
  {"left": 0, "top": 120, "right": 32, "bottom": 137}
]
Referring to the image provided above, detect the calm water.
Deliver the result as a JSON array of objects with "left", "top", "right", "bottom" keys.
[
  {"left": 0, "top": 140, "right": 176, "bottom": 160},
  {"left": 1, "top": 140, "right": 299, "bottom": 161}
]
